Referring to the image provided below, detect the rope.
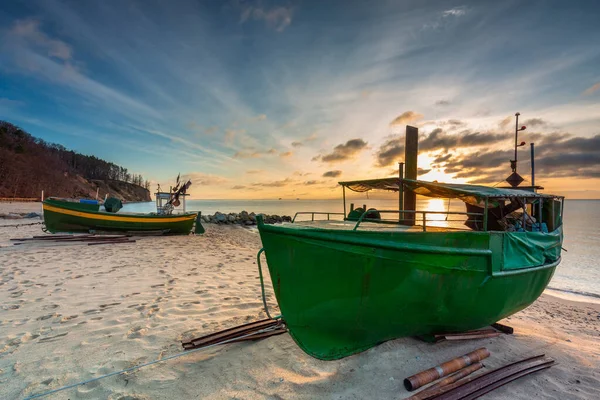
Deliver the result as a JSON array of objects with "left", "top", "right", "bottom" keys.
[
  {"left": 23, "top": 325, "right": 281, "bottom": 400},
  {"left": 0, "top": 221, "right": 43, "bottom": 229}
]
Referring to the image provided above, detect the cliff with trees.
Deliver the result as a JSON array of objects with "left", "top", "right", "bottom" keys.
[{"left": 0, "top": 121, "right": 151, "bottom": 201}]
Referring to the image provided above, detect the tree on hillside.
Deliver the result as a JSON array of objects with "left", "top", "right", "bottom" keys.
[{"left": 0, "top": 120, "right": 150, "bottom": 198}]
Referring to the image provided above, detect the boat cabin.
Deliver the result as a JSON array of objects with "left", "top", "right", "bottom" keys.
[
  {"left": 292, "top": 178, "right": 564, "bottom": 234},
  {"left": 155, "top": 191, "right": 189, "bottom": 215}
]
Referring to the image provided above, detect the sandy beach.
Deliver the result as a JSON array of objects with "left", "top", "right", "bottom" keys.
[{"left": 1, "top": 203, "right": 599, "bottom": 400}]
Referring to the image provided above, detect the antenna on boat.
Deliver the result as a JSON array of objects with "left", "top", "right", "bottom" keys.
[{"left": 506, "top": 112, "right": 527, "bottom": 187}]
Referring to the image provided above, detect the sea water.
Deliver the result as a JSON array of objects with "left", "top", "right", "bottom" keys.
[{"left": 123, "top": 198, "right": 600, "bottom": 303}]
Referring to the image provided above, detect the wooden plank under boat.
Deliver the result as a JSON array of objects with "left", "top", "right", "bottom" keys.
[
  {"left": 42, "top": 198, "right": 198, "bottom": 234},
  {"left": 256, "top": 179, "right": 564, "bottom": 360}
]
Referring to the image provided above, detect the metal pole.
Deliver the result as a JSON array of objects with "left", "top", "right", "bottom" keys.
[
  {"left": 483, "top": 197, "right": 489, "bottom": 231},
  {"left": 530, "top": 143, "right": 535, "bottom": 188},
  {"left": 514, "top": 112, "right": 520, "bottom": 172},
  {"left": 342, "top": 186, "right": 346, "bottom": 220},
  {"left": 398, "top": 162, "right": 404, "bottom": 223}
]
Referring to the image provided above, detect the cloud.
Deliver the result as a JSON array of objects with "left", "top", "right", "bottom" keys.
[
  {"left": 249, "top": 114, "right": 267, "bottom": 122},
  {"left": 290, "top": 133, "right": 318, "bottom": 149},
  {"left": 420, "top": 128, "right": 509, "bottom": 152},
  {"left": 303, "top": 180, "right": 325, "bottom": 185},
  {"left": 390, "top": 167, "right": 432, "bottom": 176},
  {"left": 231, "top": 185, "right": 247, "bottom": 189},
  {"left": 440, "top": 133, "right": 600, "bottom": 183},
  {"left": 498, "top": 116, "right": 512, "bottom": 129},
  {"left": 375, "top": 137, "right": 405, "bottom": 167},
  {"left": 224, "top": 128, "right": 246, "bottom": 146},
  {"left": 390, "top": 111, "right": 423, "bottom": 126},
  {"left": 292, "top": 171, "right": 311, "bottom": 177},
  {"left": 435, "top": 100, "right": 451, "bottom": 106},
  {"left": 523, "top": 118, "right": 546, "bottom": 127},
  {"left": 375, "top": 127, "right": 541, "bottom": 168},
  {"left": 583, "top": 83, "right": 600, "bottom": 95},
  {"left": 233, "top": 147, "right": 277, "bottom": 159},
  {"left": 10, "top": 19, "right": 72, "bottom": 61},
  {"left": 280, "top": 151, "right": 293, "bottom": 157},
  {"left": 323, "top": 170, "right": 342, "bottom": 178},
  {"left": 251, "top": 178, "right": 295, "bottom": 187},
  {"left": 239, "top": 2, "right": 293, "bottom": 32},
  {"left": 245, "top": 169, "right": 263, "bottom": 174},
  {"left": 424, "top": 6, "right": 468, "bottom": 30},
  {"left": 434, "top": 153, "right": 452, "bottom": 163},
  {"left": 315, "top": 138, "right": 368, "bottom": 163},
  {"left": 442, "top": 7, "right": 467, "bottom": 18},
  {"left": 183, "top": 172, "right": 228, "bottom": 186}
]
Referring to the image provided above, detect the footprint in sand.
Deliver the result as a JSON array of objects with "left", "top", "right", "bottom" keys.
[
  {"left": 151, "top": 284, "right": 164, "bottom": 288},
  {"left": 99, "top": 302, "right": 121, "bottom": 308},
  {"left": 83, "top": 309, "right": 100, "bottom": 315},
  {"left": 91, "top": 317, "right": 103, "bottom": 321},
  {"left": 60, "top": 315, "right": 78, "bottom": 323},
  {"left": 36, "top": 313, "right": 60, "bottom": 321},
  {"left": 38, "top": 332, "right": 68, "bottom": 342},
  {"left": 126, "top": 326, "right": 146, "bottom": 339}
]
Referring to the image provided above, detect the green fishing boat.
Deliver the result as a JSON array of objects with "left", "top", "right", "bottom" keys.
[
  {"left": 256, "top": 179, "right": 563, "bottom": 360},
  {"left": 42, "top": 177, "right": 203, "bottom": 235}
]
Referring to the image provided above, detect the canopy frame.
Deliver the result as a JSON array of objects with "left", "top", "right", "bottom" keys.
[{"left": 337, "top": 177, "right": 564, "bottom": 232}]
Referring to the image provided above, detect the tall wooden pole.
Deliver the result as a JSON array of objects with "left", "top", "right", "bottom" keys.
[{"left": 403, "top": 126, "right": 419, "bottom": 226}]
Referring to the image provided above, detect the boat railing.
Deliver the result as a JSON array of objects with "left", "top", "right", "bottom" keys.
[
  {"left": 292, "top": 211, "right": 346, "bottom": 223},
  {"left": 352, "top": 210, "right": 485, "bottom": 232}
]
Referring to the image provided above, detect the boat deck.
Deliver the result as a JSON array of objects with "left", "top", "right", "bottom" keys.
[{"left": 287, "top": 220, "right": 463, "bottom": 232}]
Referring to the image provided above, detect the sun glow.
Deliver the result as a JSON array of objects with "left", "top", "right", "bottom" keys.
[{"left": 417, "top": 154, "right": 467, "bottom": 184}]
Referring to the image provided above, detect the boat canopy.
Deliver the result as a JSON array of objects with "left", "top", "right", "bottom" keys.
[{"left": 338, "top": 178, "right": 562, "bottom": 206}]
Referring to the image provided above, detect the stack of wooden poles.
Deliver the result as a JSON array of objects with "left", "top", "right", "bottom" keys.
[
  {"left": 404, "top": 348, "right": 554, "bottom": 399},
  {"left": 11, "top": 234, "right": 136, "bottom": 246}
]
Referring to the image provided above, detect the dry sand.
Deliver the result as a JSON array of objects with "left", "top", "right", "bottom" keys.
[{"left": 0, "top": 203, "right": 599, "bottom": 400}]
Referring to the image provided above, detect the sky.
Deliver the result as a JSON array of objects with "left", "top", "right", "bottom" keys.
[{"left": 1, "top": 0, "right": 599, "bottom": 199}]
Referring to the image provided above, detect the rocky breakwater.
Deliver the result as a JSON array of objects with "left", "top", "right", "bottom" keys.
[{"left": 200, "top": 211, "right": 292, "bottom": 226}]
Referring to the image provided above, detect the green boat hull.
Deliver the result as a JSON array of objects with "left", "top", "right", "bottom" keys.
[
  {"left": 257, "top": 219, "right": 562, "bottom": 360},
  {"left": 43, "top": 199, "right": 198, "bottom": 234}
]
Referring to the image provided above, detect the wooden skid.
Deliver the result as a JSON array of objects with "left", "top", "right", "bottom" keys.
[
  {"left": 414, "top": 355, "right": 554, "bottom": 400},
  {"left": 11, "top": 234, "right": 135, "bottom": 246},
  {"left": 182, "top": 318, "right": 286, "bottom": 350}
]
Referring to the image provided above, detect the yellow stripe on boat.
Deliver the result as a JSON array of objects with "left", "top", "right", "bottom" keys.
[{"left": 43, "top": 204, "right": 196, "bottom": 223}]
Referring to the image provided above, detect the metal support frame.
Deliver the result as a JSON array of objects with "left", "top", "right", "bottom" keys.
[
  {"left": 342, "top": 186, "right": 346, "bottom": 220},
  {"left": 398, "top": 162, "right": 404, "bottom": 223},
  {"left": 292, "top": 212, "right": 345, "bottom": 223},
  {"left": 483, "top": 197, "right": 489, "bottom": 231},
  {"left": 352, "top": 209, "right": 483, "bottom": 231}
]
